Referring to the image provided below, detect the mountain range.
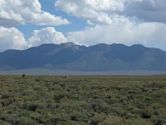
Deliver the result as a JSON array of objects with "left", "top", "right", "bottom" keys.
[{"left": 0, "top": 42, "right": 166, "bottom": 72}]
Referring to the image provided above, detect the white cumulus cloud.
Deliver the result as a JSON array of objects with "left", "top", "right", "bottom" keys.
[
  {"left": 28, "top": 27, "right": 67, "bottom": 47},
  {"left": 0, "top": 27, "right": 68, "bottom": 52},
  {"left": 0, "top": 27, "right": 27, "bottom": 52},
  {"left": 55, "top": 0, "right": 127, "bottom": 24},
  {"left": 56, "top": 0, "right": 166, "bottom": 50},
  {"left": 55, "top": 0, "right": 166, "bottom": 24},
  {"left": 68, "top": 22, "right": 166, "bottom": 50},
  {"left": 0, "top": 0, "right": 69, "bottom": 26}
]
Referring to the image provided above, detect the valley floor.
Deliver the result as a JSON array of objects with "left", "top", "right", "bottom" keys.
[
  {"left": 0, "top": 76, "right": 166, "bottom": 125},
  {"left": 1, "top": 69, "right": 166, "bottom": 76}
]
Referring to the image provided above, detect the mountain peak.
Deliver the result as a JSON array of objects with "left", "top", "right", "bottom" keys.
[
  {"left": 61, "top": 42, "right": 76, "bottom": 47},
  {"left": 0, "top": 43, "right": 166, "bottom": 71},
  {"left": 110, "top": 43, "right": 128, "bottom": 47},
  {"left": 131, "top": 44, "right": 145, "bottom": 48},
  {"left": 60, "top": 42, "right": 81, "bottom": 50}
]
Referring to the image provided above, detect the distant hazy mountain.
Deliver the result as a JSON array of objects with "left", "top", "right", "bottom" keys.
[{"left": 0, "top": 42, "right": 166, "bottom": 71}]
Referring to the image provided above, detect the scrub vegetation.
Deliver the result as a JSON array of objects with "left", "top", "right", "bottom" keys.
[{"left": 0, "top": 75, "right": 166, "bottom": 125}]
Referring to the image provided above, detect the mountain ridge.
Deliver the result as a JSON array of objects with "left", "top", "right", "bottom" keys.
[{"left": 0, "top": 42, "right": 166, "bottom": 72}]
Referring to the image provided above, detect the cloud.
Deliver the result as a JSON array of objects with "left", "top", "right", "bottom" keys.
[
  {"left": 55, "top": 0, "right": 126, "bottom": 24},
  {"left": 28, "top": 27, "right": 67, "bottom": 47},
  {"left": 68, "top": 22, "right": 166, "bottom": 50},
  {"left": 55, "top": 0, "right": 166, "bottom": 24},
  {"left": 0, "top": 27, "right": 27, "bottom": 52},
  {"left": 0, "top": 0, "right": 166, "bottom": 51},
  {"left": 0, "top": 0, "right": 69, "bottom": 26},
  {"left": 56, "top": 0, "right": 166, "bottom": 50},
  {"left": 0, "top": 27, "right": 68, "bottom": 52},
  {"left": 124, "top": 0, "right": 166, "bottom": 23}
]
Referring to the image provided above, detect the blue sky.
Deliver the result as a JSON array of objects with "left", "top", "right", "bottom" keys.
[
  {"left": 16, "top": 0, "right": 87, "bottom": 38},
  {"left": 0, "top": 0, "right": 166, "bottom": 51}
]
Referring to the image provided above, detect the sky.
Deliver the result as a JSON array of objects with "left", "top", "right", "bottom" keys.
[{"left": 0, "top": 0, "right": 166, "bottom": 52}]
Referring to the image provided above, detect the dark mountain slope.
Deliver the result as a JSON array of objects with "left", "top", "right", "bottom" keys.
[{"left": 0, "top": 43, "right": 166, "bottom": 71}]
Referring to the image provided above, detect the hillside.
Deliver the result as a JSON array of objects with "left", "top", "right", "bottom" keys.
[{"left": 0, "top": 43, "right": 166, "bottom": 71}]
